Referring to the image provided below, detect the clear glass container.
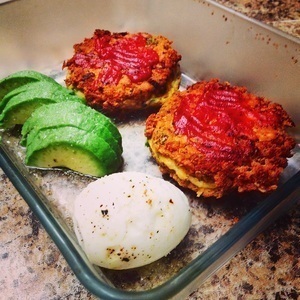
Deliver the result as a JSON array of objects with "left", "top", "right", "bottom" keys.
[{"left": 0, "top": 1, "right": 299, "bottom": 299}]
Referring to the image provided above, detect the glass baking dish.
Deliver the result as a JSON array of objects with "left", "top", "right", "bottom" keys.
[{"left": 0, "top": 0, "right": 299, "bottom": 299}]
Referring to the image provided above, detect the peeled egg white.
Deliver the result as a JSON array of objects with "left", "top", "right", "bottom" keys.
[{"left": 73, "top": 171, "right": 192, "bottom": 270}]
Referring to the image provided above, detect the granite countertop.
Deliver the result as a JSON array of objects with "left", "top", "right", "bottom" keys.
[
  {"left": 0, "top": 1, "right": 299, "bottom": 299},
  {"left": 215, "top": 0, "right": 300, "bottom": 38}
]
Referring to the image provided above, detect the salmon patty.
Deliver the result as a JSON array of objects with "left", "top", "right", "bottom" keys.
[
  {"left": 145, "top": 79, "right": 296, "bottom": 198},
  {"left": 63, "top": 29, "right": 181, "bottom": 115}
]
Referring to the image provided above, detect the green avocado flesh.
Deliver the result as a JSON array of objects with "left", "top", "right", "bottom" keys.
[
  {"left": 25, "top": 127, "right": 122, "bottom": 177},
  {"left": 21, "top": 101, "right": 122, "bottom": 156},
  {"left": 0, "top": 81, "right": 84, "bottom": 128},
  {"left": 0, "top": 70, "right": 123, "bottom": 177},
  {"left": 0, "top": 79, "right": 78, "bottom": 112},
  {"left": 0, "top": 70, "right": 56, "bottom": 104},
  {"left": 0, "top": 98, "right": 56, "bottom": 128}
]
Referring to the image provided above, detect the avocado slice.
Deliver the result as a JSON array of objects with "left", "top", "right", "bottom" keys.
[
  {"left": 25, "top": 124, "right": 122, "bottom": 160},
  {"left": 0, "top": 98, "right": 57, "bottom": 129},
  {"left": 21, "top": 101, "right": 122, "bottom": 156},
  {"left": 25, "top": 126, "right": 122, "bottom": 177},
  {"left": 0, "top": 81, "right": 84, "bottom": 128},
  {"left": 0, "top": 77, "right": 79, "bottom": 112},
  {"left": 0, "top": 70, "right": 58, "bottom": 108}
]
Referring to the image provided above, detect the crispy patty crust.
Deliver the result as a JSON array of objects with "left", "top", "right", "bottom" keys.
[
  {"left": 63, "top": 29, "right": 181, "bottom": 114},
  {"left": 145, "top": 79, "right": 296, "bottom": 198}
]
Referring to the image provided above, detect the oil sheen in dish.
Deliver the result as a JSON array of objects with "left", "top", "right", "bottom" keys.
[{"left": 73, "top": 171, "right": 192, "bottom": 270}]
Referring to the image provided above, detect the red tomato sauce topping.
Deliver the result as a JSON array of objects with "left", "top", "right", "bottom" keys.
[
  {"left": 173, "top": 81, "right": 277, "bottom": 162},
  {"left": 74, "top": 33, "right": 159, "bottom": 85}
]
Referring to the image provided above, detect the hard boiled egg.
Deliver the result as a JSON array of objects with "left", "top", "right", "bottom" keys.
[{"left": 73, "top": 171, "right": 192, "bottom": 270}]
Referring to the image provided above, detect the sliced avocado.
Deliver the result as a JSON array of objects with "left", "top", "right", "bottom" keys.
[
  {"left": 21, "top": 101, "right": 87, "bottom": 141},
  {"left": 0, "top": 70, "right": 57, "bottom": 107},
  {"left": 0, "top": 98, "right": 56, "bottom": 128},
  {"left": 0, "top": 81, "right": 85, "bottom": 128},
  {"left": 0, "top": 77, "right": 79, "bottom": 112},
  {"left": 21, "top": 101, "right": 122, "bottom": 156},
  {"left": 25, "top": 126, "right": 122, "bottom": 177},
  {"left": 21, "top": 101, "right": 88, "bottom": 142},
  {"left": 25, "top": 124, "right": 122, "bottom": 160},
  {"left": 3, "top": 80, "right": 83, "bottom": 103}
]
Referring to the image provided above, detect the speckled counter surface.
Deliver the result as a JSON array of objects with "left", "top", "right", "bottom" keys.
[
  {"left": 1, "top": 1, "right": 299, "bottom": 299},
  {"left": 215, "top": 0, "right": 300, "bottom": 38}
]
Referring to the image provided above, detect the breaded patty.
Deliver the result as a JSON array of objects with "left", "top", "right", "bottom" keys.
[
  {"left": 145, "top": 79, "right": 296, "bottom": 198},
  {"left": 63, "top": 29, "right": 181, "bottom": 115}
]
